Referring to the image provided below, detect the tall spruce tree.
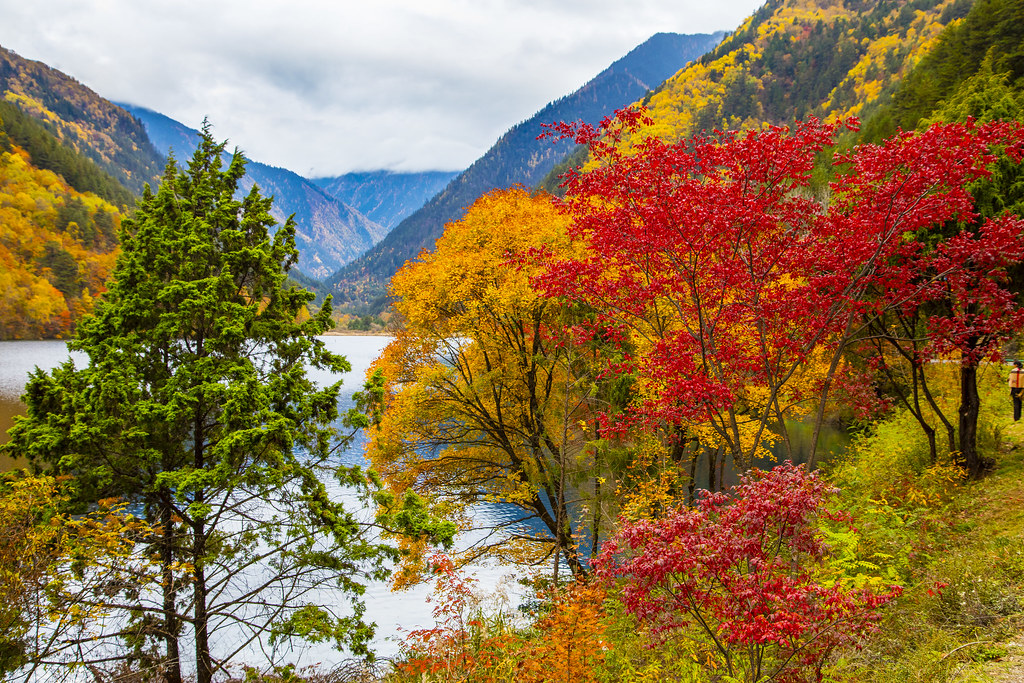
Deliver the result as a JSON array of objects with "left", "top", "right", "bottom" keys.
[{"left": 3, "top": 125, "right": 396, "bottom": 682}]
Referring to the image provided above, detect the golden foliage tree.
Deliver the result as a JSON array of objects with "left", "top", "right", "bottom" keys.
[
  {"left": 366, "top": 188, "right": 612, "bottom": 578},
  {"left": 0, "top": 145, "right": 119, "bottom": 339},
  {"left": 0, "top": 473, "right": 160, "bottom": 677}
]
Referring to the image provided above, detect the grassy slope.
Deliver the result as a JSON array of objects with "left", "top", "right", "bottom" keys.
[
  {"left": 842, "top": 404, "right": 1024, "bottom": 682},
  {"left": 960, "top": 424, "right": 1024, "bottom": 681}
]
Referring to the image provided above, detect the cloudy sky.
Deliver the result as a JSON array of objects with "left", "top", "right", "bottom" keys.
[{"left": 0, "top": 0, "right": 764, "bottom": 177}]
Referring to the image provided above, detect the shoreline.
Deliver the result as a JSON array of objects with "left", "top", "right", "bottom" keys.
[
  {"left": 320, "top": 329, "right": 392, "bottom": 337},
  {"left": 1, "top": 330, "right": 395, "bottom": 341}
]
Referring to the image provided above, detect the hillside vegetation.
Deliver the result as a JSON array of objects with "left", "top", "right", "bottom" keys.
[
  {"left": 616, "top": 0, "right": 962, "bottom": 146},
  {"left": 863, "top": 0, "right": 1024, "bottom": 137},
  {"left": 0, "top": 98, "right": 135, "bottom": 208},
  {"left": 0, "top": 137, "right": 120, "bottom": 339},
  {"left": 0, "top": 46, "right": 163, "bottom": 195}
]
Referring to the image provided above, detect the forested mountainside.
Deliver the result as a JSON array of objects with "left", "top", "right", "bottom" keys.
[
  {"left": 626, "top": 0, "right": 967, "bottom": 146},
  {"left": 121, "top": 104, "right": 388, "bottom": 279},
  {"left": 311, "top": 170, "right": 457, "bottom": 230},
  {"left": 0, "top": 132, "right": 121, "bottom": 339},
  {"left": 860, "top": 0, "right": 1024, "bottom": 219},
  {"left": 862, "top": 0, "right": 1023, "bottom": 138},
  {"left": 620, "top": 0, "right": 1022, "bottom": 213},
  {"left": 2, "top": 0, "right": 1011, "bottom": 333},
  {"left": 0, "top": 97, "right": 134, "bottom": 208},
  {"left": 0, "top": 46, "right": 163, "bottom": 196},
  {"left": 324, "top": 31, "right": 725, "bottom": 311}
]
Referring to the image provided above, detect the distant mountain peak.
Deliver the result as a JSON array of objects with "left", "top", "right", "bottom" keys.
[
  {"left": 311, "top": 170, "right": 458, "bottom": 230},
  {"left": 119, "top": 103, "right": 387, "bottom": 279},
  {"left": 325, "top": 30, "right": 726, "bottom": 311}
]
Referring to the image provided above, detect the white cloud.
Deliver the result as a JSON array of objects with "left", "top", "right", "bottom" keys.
[{"left": 0, "top": 0, "right": 764, "bottom": 175}]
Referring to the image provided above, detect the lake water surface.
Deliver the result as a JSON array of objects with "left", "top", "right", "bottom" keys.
[
  {"left": 0, "top": 340, "right": 88, "bottom": 471},
  {"left": 0, "top": 336, "right": 846, "bottom": 669},
  {"left": 0, "top": 336, "right": 520, "bottom": 667}
]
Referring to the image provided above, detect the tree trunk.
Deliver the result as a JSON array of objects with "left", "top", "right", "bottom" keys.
[
  {"left": 808, "top": 316, "right": 855, "bottom": 469},
  {"left": 959, "top": 358, "right": 982, "bottom": 478},
  {"left": 552, "top": 492, "right": 562, "bottom": 585},
  {"left": 160, "top": 501, "right": 182, "bottom": 683},
  {"left": 718, "top": 451, "right": 726, "bottom": 492},
  {"left": 193, "top": 395, "right": 213, "bottom": 683},
  {"left": 707, "top": 446, "right": 718, "bottom": 493},
  {"left": 898, "top": 361, "right": 940, "bottom": 464},
  {"left": 920, "top": 364, "right": 957, "bottom": 454},
  {"left": 194, "top": 520, "right": 213, "bottom": 683},
  {"left": 591, "top": 475, "right": 600, "bottom": 569},
  {"left": 688, "top": 447, "right": 699, "bottom": 505}
]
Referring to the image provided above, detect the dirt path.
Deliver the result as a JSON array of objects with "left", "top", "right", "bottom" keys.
[{"left": 980, "top": 638, "right": 1024, "bottom": 682}]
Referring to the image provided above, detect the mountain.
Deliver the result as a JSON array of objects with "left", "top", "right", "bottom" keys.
[
  {"left": 623, "top": 0, "right": 965, "bottom": 148},
  {"left": 0, "top": 45, "right": 164, "bottom": 197},
  {"left": 0, "top": 44, "right": 156, "bottom": 339},
  {"left": 0, "top": 123, "right": 122, "bottom": 339},
  {"left": 311, "top": 170, "right": 458, "bottom": 230},
  {"left": 324, "top": 31, "right": 726, "bottom": 311},
  {"left": 860, "top": 0, "right": 1024, "bottom": 220},
  {"left": 0, "top": 96, "right": 135, "bottom": 208},
  {"left": 120, "top": 104, "right": 388, "bottom": 279},
  {"left": 861, "top": 0, "right": 1022, "bottom": 139}
]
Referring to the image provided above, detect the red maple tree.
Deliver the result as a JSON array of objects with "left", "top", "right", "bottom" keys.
[
  {"left": 594, "top": 462, "right": 900, "bottom": 682},
  {"left": 535, "top": 110, "right": 1024, "bottom": 478}
]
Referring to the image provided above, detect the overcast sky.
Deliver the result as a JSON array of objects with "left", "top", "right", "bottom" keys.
[{"left": 0, "top": 0, "right": 764, "bottom": 176}]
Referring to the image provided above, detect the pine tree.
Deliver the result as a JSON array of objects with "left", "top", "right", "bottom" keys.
[{"left": 4, "top": 124, "right": 396, "bottom": 681}]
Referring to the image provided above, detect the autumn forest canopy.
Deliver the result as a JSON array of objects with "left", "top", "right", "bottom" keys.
[{"left": 4, "top": 0, "right": 1024, "bottom": 681}]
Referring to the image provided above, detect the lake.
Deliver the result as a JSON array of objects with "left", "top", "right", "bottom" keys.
[
  {"left": 0, "top": 336, "right": 520, "bottom": 668},
  {"left": 0, "top": 340, "right": 88, "bottom": 471},
  {"left": 0, "top": 336, "right": 846, "bottom": 670}
]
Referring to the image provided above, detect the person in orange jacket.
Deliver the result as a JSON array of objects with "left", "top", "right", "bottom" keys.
[{"left": 1010, "top": 361, "right": 1024, "bottom": 422}]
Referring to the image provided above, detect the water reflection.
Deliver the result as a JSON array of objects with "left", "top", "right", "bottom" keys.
[
  {"left": 0, "top": 399, "right": 22, "bottom": 470},
  {"left": 687, "top": 419, "right": 849, "bottom": 494}
]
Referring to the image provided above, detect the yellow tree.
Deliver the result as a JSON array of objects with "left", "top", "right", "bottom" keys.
[
  {"left": 0, "top": 473, "right": 160, "bottom": 677},
  {"left": 366, "top": 188, "right": 612, "bottom": 578}
]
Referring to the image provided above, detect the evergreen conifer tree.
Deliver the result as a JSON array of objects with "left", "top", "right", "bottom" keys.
[{"left": 4, "top": 124, "right": 396, "bottom": 682}]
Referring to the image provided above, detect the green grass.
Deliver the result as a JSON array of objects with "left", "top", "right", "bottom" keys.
[{"left": 830, "top": 409, "right": 1024, "bottom": 682}]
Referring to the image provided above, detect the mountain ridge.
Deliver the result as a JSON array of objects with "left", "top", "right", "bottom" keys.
[
  {"left": 311, "top": 170, "right": 458, "bottom": 231},
  {"left": 120, "top": 104, "right": 388, "bottom": 279},
  {"left": 631, "top": 0, "right": 964, "bottom": 146},
  {"left": 324, "top": 31, "right": 727, "bottom": 311},
  {"left": 0, "top": 45, "right": 164, "bottom": 196}
]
